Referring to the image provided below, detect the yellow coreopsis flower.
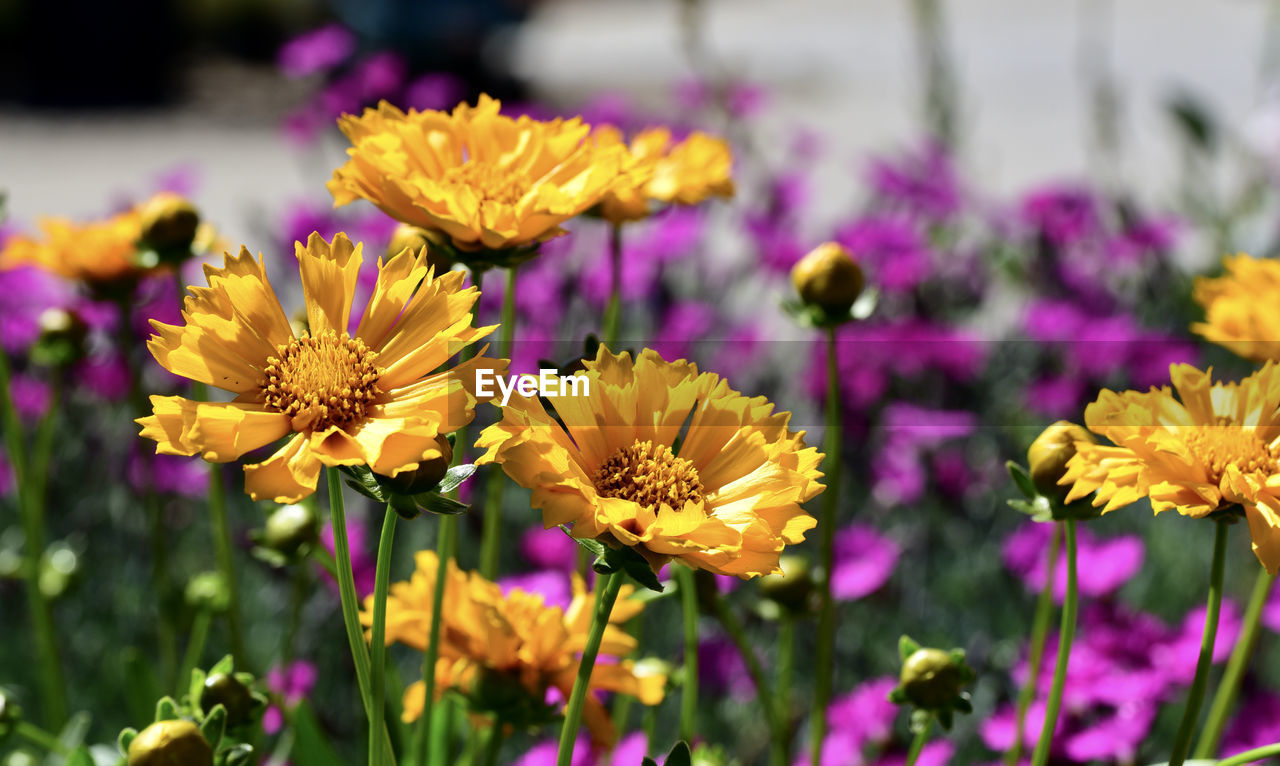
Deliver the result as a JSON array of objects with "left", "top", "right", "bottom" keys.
[
  {"left": 136, "top": 232, "right": 503, "bottom": 503},
  {"left": 1061, "top": 362, "right": 1280, "bottom": 573},
  {"left": 475, "top": 347, "right": 824, "bottom": 578},
  {"left": 327, "top": 95, "right": 630, "bottom": 255},
  {"left": 1192, "top": 253, "right": 1280, "bottom": 362},
  {"left": 593, "top": 126, "right": 735, "bottom": 223},
  {"left": 362, "top": 550, "right": 664, "bottom": 746}
]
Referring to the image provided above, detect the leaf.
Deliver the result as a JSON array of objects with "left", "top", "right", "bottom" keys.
[
  {"left": 898, "top": 635, "right": 921, "bottom": 661},
  {"left": 389, "top": 493, "right": 422, "bottom": 520},
  {"left": 64, "top": 746, "right": 94, "bottom": 766},
  {"left": 291, "top": 701, "right": 345, "bottom": 766},
  {"left": 200, "top": 704, "right": 227, "bottom": 749},
  {"left": 1006, "top": 460, "right": 1037, "bottom": 500},
  {"left": 155, "top": 696, "right": 180, "bottom": 722},
  {"left": 607, "top": 546, "right": 664, "bottom": 593},
  {"left": 210, "top": 655, "right": 235, "bottom": 676},
  {"left": 341, "top": 465, "right": 387, "bottom": 502},
  {"left": 642, "top": 760, "right": 659, "bottom": 766},
  {"left": 221, "top": 743, "right": 255, "bottom": 766},
  {"left": 117, "top": 728, "right": 138, "bottom": 754},
  {"left": 663, "top": 741, "right": 692, "bottom": 766},
  {"left": 436, "top": 464, "right": 477, "bottom": 494},
  {"left": 417, "top": 492, "right": 470, "bottom": 516}
]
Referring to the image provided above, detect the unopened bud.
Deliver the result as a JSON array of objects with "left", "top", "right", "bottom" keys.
[
  {"left": 200, "top": 673, "right": 253, "bottom": 727},
  {"left": 1028, "top": 421, "right": 1095, "bottom": 496},
  {"left": 262, "top": 503, "right": 318, "bottom": 557},
  {"left": 791, "top": 242, "right": 864, "bottom": 314},
  {"left": 127, "top": 720, "right": 213, "bottom": 766},
  {"left": 758, "top": 555, "right": 815, "bottom": 615},
  {"left": 388, "top": 224, "right": 452, "bottom": 274},
  {"left": 139, "top": 194, "right": 200, "bottom": 256},
  {"left": 900, "top": 648, "right": 968, "bottom": 710},
  {"left": 185, "top": 571, "right": 231, "bottom": 613}
]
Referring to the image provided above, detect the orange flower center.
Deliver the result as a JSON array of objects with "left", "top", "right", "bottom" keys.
[
  {"left": 1183, "top": 421, "right": 1278, "bottom": 480},
  {"left": 593, "top": 439, "right": 704, "bottom": 510},
  {"left": 443, "top": 161, "right": 531, "bottom": 206},
  {"left": 261, "top": 330, "right": 383, "bottom": 431}
]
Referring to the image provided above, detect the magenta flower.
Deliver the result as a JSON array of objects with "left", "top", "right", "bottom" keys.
[
  {"left": 831, "top": 524, "right": 900, "bottom": 601},
  {"left": 498, "top": 570, "right": 572, "bottom": 612},
  {"left": 519, "top": 526, "right": 579, "bottom": 573},
  {"left": 833, "top": 216, "right": 933, "bottom": 294},
  {"left": 277, "top": 24, "right": 356, "bottom": 78},
  {"left": 513, "top": 732, "right": 647, "bottom": 766},
  {"left": 263, "top": 660, "right": 318, "bottom": 735},
  {"left": 128, "top": 451, "right": 209, "bottom": 497},
  {"left": 801, "top": 677, "right": 899, "bottom": 766},
  {"left": 1001, "top": 522, "right": 1143, "bottom": 602},
  {"left": 0, "top": 265, "right": 75, "bottom": 354},
  {"left": 319, "top": 518, "right": 375, "bottom": 599},
  {"left": 866, "top": 141, "right": 963, "bottom": 222},
  {"left": 1222, "top": 690, "right": 1280, "bottom": 757}
]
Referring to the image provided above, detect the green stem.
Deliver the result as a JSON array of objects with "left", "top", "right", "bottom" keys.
[
  {"left": 602, "top": 222, "right": 623, "bottom": 349},
  {"left": 904, "top": 719, "right": 934, "bottom": 766},
  {"left": 482, "top": 720, "right": 506, "bottom": 766},
  {"left": 810, "top": 326, "right": 842, "bottom": 766},
  {"left": 676, "top": 565, "right": 699, "bottom": 742},
  {"left": 1217, "top": 742, "right": 1280, "bottom": 766},
  {"left": 370, "top": 508, "right": 398, "bottom": 766},
  {"left": 1169, "top": 520, "right": 1231, "bottom": 766},
  {"left": 196, "top": 404, "right": 247, "bottom": 671},
  {"left": 0, "top": 350, "right": 68, "bottom": 727},
  {"left": 179, "top": 609, "right": 212, "bottom": 689},
  {"left": 1031, "top": 519, "right": 1078, "bottom": 766},
  {"left": 555, "top": 571, "right": 624, "bottom": 766},
  {"left": 14, "top": 720, "right": 69, "bottom": 755},
  {"left": 778, "top": 618, "right": 795, "bottom": 728},
  {"left": 710, "top": 589, "right": 787, "bottom": 766},
  {"left": 1006, "top": 524, "right": 1062, "bottom": 766},
  {"left": 479, "top": 265, "right": 518, "bottom": 580},
  {"left": 417, "top": 514, "right": 456, "bottom": 766},
  {"left": 325, "top": 467, "right": 394, "bottom": 762},
  {"left": 1196, "top": 568, "right": 1277, "bottom": 758}
]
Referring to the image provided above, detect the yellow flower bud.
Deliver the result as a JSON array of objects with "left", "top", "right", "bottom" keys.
[
  {"left": 900, "top": 648, "right": 966, "bottom": 710},
  {"left": 262, "top": 503, "right": 318, "bottom": 557},
  {"left": 1027, "top": 421, "right": 1096, "bottom": 496},
  {"left": 791, "top": 242, "right": 864, "bottom": 314},
  {"left": 127, "top": 720, "right": 213, "bottom": 766},
  {"left": 387, "top": 223, "right": 452, "bottom": 274},
  {"left": 200, "top": 672, "right": 253, "bottom": 727},
  {"left": 758, "top": 554, "right": 815, "bottom": 614},
  {"left": 139, "top": 193, "right": 200, "bottom": 255}
]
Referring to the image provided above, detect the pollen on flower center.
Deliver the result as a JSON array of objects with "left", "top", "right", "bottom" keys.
[
  {"left": 1184, "top": 420, "right": 1278, "bottom": 479},
  {"left": 261, "top": 329, "right": 383, "bottom": 431},
  {"left": 443, "top": 161, "right": 530, "bottom": 206},
  {"left": 593, "top": 439, "right": 705, "bottom": 511}
]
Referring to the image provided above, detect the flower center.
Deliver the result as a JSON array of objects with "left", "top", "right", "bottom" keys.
[
  {"left": 261, "top": 330, "right": 383, "bottom": 431},
  {"left": 1184, "top": 420, "right": 1278, "bottom": 480},
  {"left": 593, "top": 439, "right": 705, "bottom": 511},
  {"left": 443, "top": 161, "right": 530, "bottom": 206}
]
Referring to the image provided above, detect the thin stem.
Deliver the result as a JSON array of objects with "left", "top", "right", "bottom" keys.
[
  {"left": 370, "top": 508, "right": 398, "bottom": 766},
  {"left": 1006, "top": 524, "right": 1062, "bottom": 766},
  {"left": 810, "top": 326, "right": 842, "bottom": 766},
  {"left": 1169, "top": 520, "right": 1231, "bottom": 766},
  {"left": 1031, "top": 519, "right": 1078, "bottom": 766},
  {"left": 14, "top": 720, "right": 69, "bottom": 755},
  {"left": 1196, "top": 568, "right": 1277, "bottom": 758},
  {"left": 676, "top": 565, "right": 699, "bottom": 742},
  {"left": 778, "top": 618, "right": 795, "bottom": 727},
  {"left": 325, "top": 468, "right": 394, "bottom": 762},
  {"left": 1217, "top": 742, "right": 1280, "bottom": 766},
  {"left": 178, "top": 609, "right": 212, "bottom": 689},
  {"left": 904, "top": 719, "right": 934, "bottom": 766},
  {"left": 555, "top": 571, "right": 624, "bottom": 766},
  {"left": 710, "top": 589, "right": 787, "bottom": 766},
  {"left": 416, "top": 514, "right": 456, "bottom": 766},
  {"left": 479, "top": 265, "right": 518, "bottom": 580},
  {"left": 482, "top": 720, "right": 506, "bottom": 766},
  {"left": 196, "top": 409, "right": 247, "bottom": 671},
  {"left": 602, "top": 222, "right": 623, "bottom": 348}
]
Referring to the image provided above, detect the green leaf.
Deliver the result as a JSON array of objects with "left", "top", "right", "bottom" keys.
[
  {"left": 155, "top": 696, "right": 180, "bottom": 722},
  {"left": 200, "top": 704, "right": 227, "bottom": 749},
  {"left": 417, "top": 492, "right": 469, "bottom": 516},
  {"left": 117, "top": 728, "right": 138, "bottom": 754},
  {"left": 1006, "top": 460, "right": 1037, "bottom": 500},
  {"left": 663, "top": 741, "right": 693, "bottom": 766},
  {"left": 389, "top": 493, "right": 422, "bottom": 520},
  {"left": 606, "top": 546, "right": 664, "bottom": 593},
  {"left": 210, "top": 655, "right": 235, "bottom": 676},
  {"left": 220, "top": 743, "right": 255, "bottom": 766},
  {"left": 291, "top": 701, "right": 345, "bottom": 766},
  {"left": 341, "top": 465, "right": 387, "bottom": 502},
  {"left": 436, "top": 464, "right": 477, "bottom": 494},
  {"left": 642, "top": 759, "right": 659, "bottom": 766},
  {"left": 898, "top": 635, "right": 921, "bottom": 661},
  {"left": 64, "top": 745, "right": 94, "bottom": 766}
]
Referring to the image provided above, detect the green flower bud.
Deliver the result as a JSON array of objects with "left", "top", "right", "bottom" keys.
[
  {"left": 1028, "top": 421, "right": 1095, "bottom": 496},
  {"left": 261, "top": 503, "right": 318, "bottom": 557},
  {"left": 139, "top": 193, "right": 200, "bottom": 256},
  {"left": 757, "top": 555, "right": 815, "bottom": 615},
  {"left": 0, "top": 688, "right": 19, "bottom": 740},
  {"left": 185, "top": 571, "right": 231, "bottom": 613},
  {"left": 378, "top": 438, "right": 453, "bottom": 496},
  {"left": 791, "top": 242, "right": 864, "bottom": 315},
  {"left": 127, "top": 720, "right": 213, "bottom": 766},
  {"left": 900, "top": 648, "right": 969, "bottom": 710},
  {"left": 388, "top": 223, "right": 453, "bottom": 274},
  {"left": 200, "top": 673, "right": 253, "bottom": 727}
]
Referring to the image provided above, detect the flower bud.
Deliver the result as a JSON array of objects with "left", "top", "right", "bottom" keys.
[
  {"left": 379, "top": 437, "right": 453, "bottom": 496},
  {"left": 388, "top": 223, "right": 452, "bottom": 274},
  {"left": 1027, "top": 421, "right": 1095, "bottom": 496},
  {"left": 139, "top": 193, "right": 200, "bottom": 255},
  {"left": 200, "top": 673, "right": 254, "bottom": 727},
  {"left": 127, "top": 720, "right": 213, "bottom": 766},
  {"left": 757, "top": 555, "right": 815, "bottom": 615},
  {"left": 791, "top": 242, "right": 864, "bottom": 314},
  {"left": 0, "top": 688, "right": 18, "bottom": 740},
  {"left": 185, "top": 571, "right": 231, "bottom": 614},
  {"left": 30, "top": 308, "right": 89, "bottom": 367},
  {"left": 900, "top": 648, "right": 968, "bottom": 710},
  {"left": 261, "top": 503, "right": 318, "bottom": 557}
]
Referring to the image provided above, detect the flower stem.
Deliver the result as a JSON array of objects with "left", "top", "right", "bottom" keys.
[
  {"left": 905, "top": 719, "right": 934, "bottom": 766},
  {"left": 810, "top": 325, "right": 842, "bottom": 766},
  {"left": 1195, "top": 568, "right": 1276, "bottom": 759},
  {"left": 370, "top": 508, "right": 398, "bottom": 766},
  {"left": 710, "top": 588, "right": 787, "bottom": 766},
  {"left": 556, "top": 571, "right": 624, "bottom": 766},
  {"left": 416, "top": 514, "right": 456, "bottom": 766},
  {"left": 1006, "top": 523, "right": 1061, "bottom": 766},
  {"left": 1216, "top": 742, "right": 1280, "bottom": 766},
  {"left": 178, "top": 609, "right": 212, "bottom": 690},
  {"left": 482, "top": 719, "right": 506, "bottom": 766},
  {"left": 1169, "top": 520, "right": 1230, "bottom": 766},
  {"left": 0, "top": 350, "right": 67, "bottom": 727},
  {"left": 14, "top": 720, "right": 69, "bottom": 755},
  {"left": 602, "top": 222, "right": 623, "bottom": 348},
  {"left": 1031, "top": 518, "right": 1077, "bottom": 766},
  {"left": 325, "top": 467, "right": 394, "bottom": 763},
  {"left": 676, "top": 565, "right": 699, "bottom": 742},
  {"left": 479, "top": 265, "right": 518, "bottom": 580},
  {"left": 778, "top": 617, "right": 795, "bottom": 725}
]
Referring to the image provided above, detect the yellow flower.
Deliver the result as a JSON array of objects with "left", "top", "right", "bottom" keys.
[
  {"left": 1192, "top": 253, "right": 1280, "bottom": 362},
  {"left": 137, "top": 232, "right": 502, "bottom": 503},
  {"left": 363, "top": 550, "right": 663, "bottom": 746},
  {"left": 327, "top": 95, "right": 630, "bottom": 253},
  {"left": 1061, "top": 363, "right": 1280, "bottom": 573},
  {"left": 475, "top": 347, "right": 824, "bottom": 578},
  {"left": 593, "top": 126, "right": 735, "bottom": 223}
]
